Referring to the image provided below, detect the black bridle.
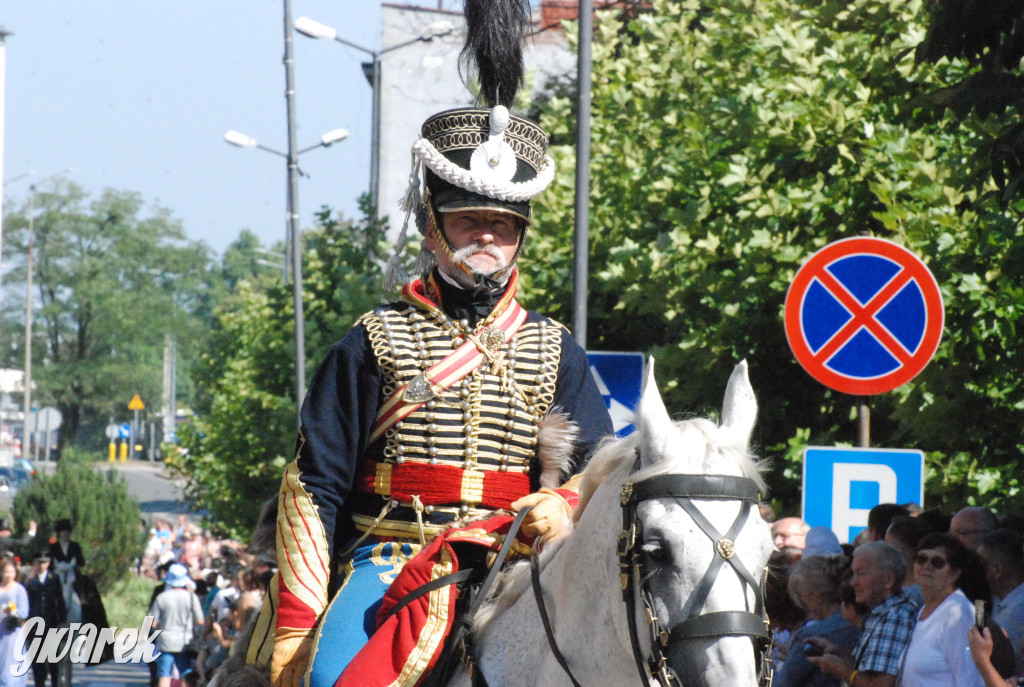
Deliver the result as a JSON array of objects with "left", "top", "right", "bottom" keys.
[
  {"left": 524, "top": 458, "right": 770, "bottom": 683},
  {"left": 528, "top": 461, "right": 774, "bottom": 687},
  {"left": 617, "top": 464, "right": 774, "bottom": 687}
]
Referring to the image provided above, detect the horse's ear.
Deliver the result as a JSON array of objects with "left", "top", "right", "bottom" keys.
[
  {"left": 721, "top": 359, "right": 757, "bottom": 446},
  {"left": 636, "top": 357, "right": 674, "bottom": 466}
]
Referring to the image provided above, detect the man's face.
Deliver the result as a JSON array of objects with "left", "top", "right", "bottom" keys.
[
  {"left": 428, "top": 210, "right": 521, "bottom": 285},
  {"left": 850, "top": 551, "right": 895, "bottom": 608},
  {"left": 771, "top": 518, "right": 808, "bottom": 551},
  {"left": 950, "top": 511, "right": 990, "bottom": 551}
]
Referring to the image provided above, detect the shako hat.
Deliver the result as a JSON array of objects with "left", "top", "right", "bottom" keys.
[
  {"left": 419, "top": 106, "right": 552, "bottom": 222},
  {"left": 385, "top": 0, "right": 555, "bottom": 289}
]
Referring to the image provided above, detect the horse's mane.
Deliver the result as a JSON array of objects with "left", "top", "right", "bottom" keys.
[{"left": 472, "top": 415, "right": 765, "bottom": 635}]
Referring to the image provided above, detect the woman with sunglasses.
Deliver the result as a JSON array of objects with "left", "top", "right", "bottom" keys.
[{"left": 901, "top": 532, "right": 990, "bottom": 687}]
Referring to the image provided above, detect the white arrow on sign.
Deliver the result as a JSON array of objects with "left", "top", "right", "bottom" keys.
[
  {"left": 607, "top": 398, "right": 634, "bottom": 435},
  {"left": 589, "top": 365, "right": 636, "bottom": 434}
]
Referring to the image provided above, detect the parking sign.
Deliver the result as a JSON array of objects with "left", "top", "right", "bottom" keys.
[{"left": 803, "top": 446, "right": 924, "bottom": 544}]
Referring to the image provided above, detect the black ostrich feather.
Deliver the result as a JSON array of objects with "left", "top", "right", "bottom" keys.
[{"left": 460, "top": 0, "right": 532, "bottom": 108}]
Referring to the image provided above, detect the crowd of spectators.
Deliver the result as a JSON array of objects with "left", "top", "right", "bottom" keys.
[
  {"left": 139, "top": 514, "right": 275, "bottom": 687},
  {"left": 765, "top": 503, "right": 1023, "bottom": 687}
]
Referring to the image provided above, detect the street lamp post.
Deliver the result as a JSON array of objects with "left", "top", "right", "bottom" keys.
[
  {"left": 22, "top": 169, "right": 73, "bottom": 450},
  {"left": 224, "top": 123, "right": 347, "bottom": 421},
  {"left": 294, "top": 16, "right": 453, "bottom": 215}
]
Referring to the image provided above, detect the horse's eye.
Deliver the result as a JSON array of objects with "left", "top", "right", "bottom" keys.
[{"left": 642, "top": 541, "right": 671, "bottom": 565}]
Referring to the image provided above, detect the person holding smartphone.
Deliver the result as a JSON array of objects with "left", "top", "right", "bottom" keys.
[
  {"left": 900, "top": 533, "right": 990, "bottom": 687},
  {"left": 811, "top": 542, "right": 919, "bottom": 687},
  {"left": 968, "top": 623, "right": 1018, "bottom": 687}
]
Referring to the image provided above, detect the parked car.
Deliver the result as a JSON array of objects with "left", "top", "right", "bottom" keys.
[
  {"left": 0, "top": 466, "right": 29, "bottom": 489},
  {"left": 0, "top": 469, "right": 19, "bottom": 506},
  {"left": 13, "top": 458, "right": 35, "bottom": 476}
]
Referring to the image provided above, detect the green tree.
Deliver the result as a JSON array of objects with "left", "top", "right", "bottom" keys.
[
  {"left": 172, "top": 199, "right": 395, "bottom": 536},
  {"left": 1, "top": 182, "right": 216, "bottom": 452},
  {"left": 524, "top": 0, "right": 1024, "bottom": 513},
  {"left": 13, "top": 462, "right": 140, "bottom": 593},
  {"left": 916, "top": 0, "right": 1024, "bottom": 207}
]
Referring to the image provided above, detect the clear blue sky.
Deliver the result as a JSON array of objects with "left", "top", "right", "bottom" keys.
[{"left": 1, "top": 1, "right": 458, "bottom": 257}]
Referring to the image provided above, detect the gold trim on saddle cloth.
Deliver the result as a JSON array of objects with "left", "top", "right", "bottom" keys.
[{"left": 397, "top": 547, "right": 456, "bottom": 686}]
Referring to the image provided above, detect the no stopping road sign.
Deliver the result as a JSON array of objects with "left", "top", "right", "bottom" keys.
[{"left": 785, "top": 237, "right": 944, "bottom": 395}]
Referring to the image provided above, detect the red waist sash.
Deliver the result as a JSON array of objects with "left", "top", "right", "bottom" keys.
[{"left": 355, "top": 460, "right": 531, "bottom": 510}]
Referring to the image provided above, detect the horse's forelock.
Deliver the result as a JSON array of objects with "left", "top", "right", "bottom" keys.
[{"left": 631, "top": 417, "right": 766, "bottom": 491}]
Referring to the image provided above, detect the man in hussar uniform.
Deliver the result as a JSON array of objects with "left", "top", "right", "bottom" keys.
[{"left": 250, "top": 2, "right": 612, "bottom": 685}]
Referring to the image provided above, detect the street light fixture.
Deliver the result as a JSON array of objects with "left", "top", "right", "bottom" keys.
[
  {"left": 294, "top": 15, "right": 454, "bottom": 215},
  {"left": 225, "top": 128, "right": 348, "bottom": 158},
  {"left": 224, "top": 119, "right": 347, "bottom": 421}
]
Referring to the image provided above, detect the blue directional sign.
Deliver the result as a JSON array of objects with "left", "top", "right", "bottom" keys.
[
  {"left": 785, "top": 237, "right": 944, "bottom": 396},
  {"left": 803, "top": 446, "right": 924, "bottom": 544},
  {"left": 587, "top": 352, "right": 645, "bottom": 437}
]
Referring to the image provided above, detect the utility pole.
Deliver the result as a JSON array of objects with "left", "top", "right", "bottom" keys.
[
  {"left": 162, "top": 333, "right": 177, "bottom": 445},
  {"left": 284, "top": 0, "right": 307, "bottom": 422}
]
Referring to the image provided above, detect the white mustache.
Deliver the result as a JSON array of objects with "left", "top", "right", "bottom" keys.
[{"left": 452, "top": 243, "right": 508, "bottom": 273}]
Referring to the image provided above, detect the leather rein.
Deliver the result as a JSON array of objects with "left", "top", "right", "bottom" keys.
[{"left": 530, "top": 454, "right": 774, "bottom": 686}]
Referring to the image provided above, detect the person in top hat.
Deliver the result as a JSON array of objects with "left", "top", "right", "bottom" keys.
[
  {"left": 47, "top": 519, "right": 85, "bottom": 568},
  {"left": 254, "top": 2, "right": 611, "bottom": 685},
  {"left": 25, "top": 551, "right": 67, "bottom": 687}
]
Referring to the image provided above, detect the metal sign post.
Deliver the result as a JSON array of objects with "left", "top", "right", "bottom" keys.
[{"left": 128, "top": 394, "right": 145, "bottom": 460}]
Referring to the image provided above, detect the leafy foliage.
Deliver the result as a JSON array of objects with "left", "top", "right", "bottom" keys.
[
  {"left": 914, "top": 0, "right": 1024, "bottom": 208},
  {"left": 13, "top": 462, "right": 141, "bottom": 593},
  {"left": 1, "top": 182, "right": 215, "bottom": 451},
  {"left": 171, "top": 197, "right": 395, "bottom": 537},
  {"left": 523, "top": 0, "right": 1024, "bottom": 514}
]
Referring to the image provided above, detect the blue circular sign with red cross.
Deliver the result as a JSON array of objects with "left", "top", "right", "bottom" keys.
[{"left": 785, "top": 237, "right": 944, "bottom": 396}]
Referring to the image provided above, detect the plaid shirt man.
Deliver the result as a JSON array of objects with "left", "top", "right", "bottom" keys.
[{"left": 854, "top": 588, "right": 920, "bottom": 676}]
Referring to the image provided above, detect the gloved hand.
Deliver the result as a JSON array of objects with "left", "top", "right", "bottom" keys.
[
  {"left": 511, "top": 489, "right": 573, "bottom": 542},
  {"left": 270, "top": 628, "right": 313, "bottom": 687}
]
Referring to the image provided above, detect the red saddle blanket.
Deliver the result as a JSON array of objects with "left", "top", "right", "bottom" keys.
[{"left": 335, "top": 514, "right": 530, "bottom": 687}]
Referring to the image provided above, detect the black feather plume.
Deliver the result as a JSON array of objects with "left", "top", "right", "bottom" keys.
[{"left": 460, "top": 0, "right": 532, "bottom": 108}]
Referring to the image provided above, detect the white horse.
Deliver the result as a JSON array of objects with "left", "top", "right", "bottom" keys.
[
  {"left": 53, "top": 560, "right": 82, "bottom": 625},
  {"left": 451, "top": 360, "right": 774, "bottom": 687}
]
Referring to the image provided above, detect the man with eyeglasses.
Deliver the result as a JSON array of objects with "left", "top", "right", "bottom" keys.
[
  {"left": 949, "top": 506, "right": 998, "bottom": 552},
  {"left": 810, "top": 541, "right": 920, "bottom": 687},
  {"left": 772, "top": 516, "right": 810, "bottom": 562}
]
